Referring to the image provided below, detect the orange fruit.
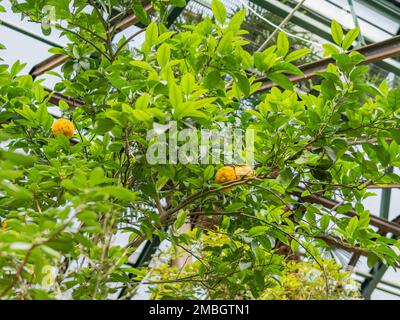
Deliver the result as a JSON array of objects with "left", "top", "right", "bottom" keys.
[
  {"left": 51, "top": 118, "right": 75, "bottom": 139},
  {"left": 215, "top": 164, "right": 254, "bottom": 191},
  {"left": 233, "top": 164, "right": 254, "bottom": 180},
  {"left": 215, "top": 166, "right": 236, "bottom": 184}
]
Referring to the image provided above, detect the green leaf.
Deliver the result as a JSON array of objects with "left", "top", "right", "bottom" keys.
[
  {"left": 135, "top": 93, "right": 151, "bottom": 110},
  {"left": 145, "top": 22, "right": 158, "bottom": 47},
  {"left": 203, "top": 165, "right": 214, "bottom": 181},
  {"left": 248, "top": 225, "right": 269, "bottom": 237},
  {"left": 267, "top": 72, "right": 293, "bottom": 90},
  {"left": 175, "top": 210, "right": 187, "bottom": 230},
  {"left": 322, "top": 43, "right": 340, "bottom": 56},
  {"left": 156, "top": 176, "right": 169, "bottom": 191},
  {"left": 319, "top": 215, "right": 330, "bottom": 231},
  {"left": 157, "top": 43, "right": 170, "bottom": 68},
  {"left": 277, "top": 167, "right": 293, "bottom": 189},
  {"left": 228, "top": 9, "right": 246, "bottom": 31},
  {"left": 211, "top": 0, "right": 227, "bottom": 24},
  {"left": 131, "top": 109, "right": 152, "bottom": 124},
  {"left": 390, "top": 128, "right": 400, "bottom": 144},
  {"left": 132, "top": 3, "right": 150, "bottom": 25},
  {"left": 225, "top": 202, "right": 244, "bottom": 212},
  {"left": 169, "top": 82, "right": 181, "bottom": 108},
  {"left": 0, "top": 150, "right": 37, "bottom": 167},
  {"left": 331, "top": 20, "right": 343, "bottom": 45},
  {"left": 169, "top": 82, "right": 184, "bottom": 118},
  {"left": 290, "top": 239, "right": 299, "bottom": 252},
  {"left": 285, "top": 48, "right": 310, "bottom": 63},
  {"left": 342, "top": 27, "right": 360, "bottom": 50},
  {"left": 320, "top": 79, "right": 336, "bottom": 99},
  {"left": 36, "top": 105, "right": 53, "bottom": 130},
  {"left": 171, "top": 0, "right": 187, "bottom": 6},
  {"left": 235, "top": 73, "right": 250, "bottom": 96},
  {"left": 367, "top": 253, "right": 379, "bottom": 268},
  {"left": 100, "top": 186, "right": 137, "bottom": 202},
  {"left": 272, "top": 62, "right": 303, "bottom": 76},
  {"left": 130, "top": 60, "right": 155, "bottom": 72},
  {"left": 276, "top": 32, "right": 289, "bottom": 57},
  {"left": 181, "top": 73, "right": 195, "bottom": 95},
  {"left": 388, "top": 89, "right": 400, "bottom": 111},
  {"left": 346, "top": 216, "right": 358, "bottom": 235}
]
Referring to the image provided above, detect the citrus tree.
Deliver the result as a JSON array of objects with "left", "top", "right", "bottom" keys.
[{"left": 0, "top": 0, "right": 399, "bottom": 300}]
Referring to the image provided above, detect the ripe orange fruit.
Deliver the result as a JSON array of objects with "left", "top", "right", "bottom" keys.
[
  {"left": 51, "top": 118, "right": 75, "bottom": 139},
  {"left": 215, "top": 164, "right": 254, "bottom": 191},
  {"left": 233, "top": 164, "right": 254, "bottom": 180},
  {"left": 215, "top": 166, "right": 236, "bottom": 184}
]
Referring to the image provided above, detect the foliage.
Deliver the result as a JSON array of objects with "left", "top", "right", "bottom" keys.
[
  {"left": 260, "top": 260, "right": 361, "bottom": 300},
  {"left": 0, "top": 0, "right": 399, "bottom": 300},
  {"left": 148, "top": 232, "right": 361, "bottom": 299}
]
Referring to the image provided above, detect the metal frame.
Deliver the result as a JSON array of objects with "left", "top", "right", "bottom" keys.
[
  {"left": 251, "top": 0, "right": 400, "bottom": 76},
  {"left": 117, "top": 237, "right": 161, "bottom": 299},
  {"left": 0, "top": 19, "right": 63, "bottom": 48},
  {"left": 355, "top": 0, "right": 400, "bottom": 23},
  {"left": 295, "top": 188, "right": 400, "bottom": 236}
]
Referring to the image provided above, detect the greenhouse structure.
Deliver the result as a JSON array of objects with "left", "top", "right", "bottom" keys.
[{"left": 0, "top": 0, "right": 399, "bottom": 302}]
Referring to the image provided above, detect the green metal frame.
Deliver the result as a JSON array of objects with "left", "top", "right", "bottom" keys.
[
  {"left": 0, "top": 19, "right": 63, "bottom": 48},
  {"left": 347, "top": 0, "right": 365, "bottom": 46},
  {"left": 361, "top": 166, "right": 395, "bottom": 299},
  {"left": 117, "top": 237, "right": 162, "bottom": 299},
  {"left": 166, "top": 0, "right": 191, "bottom": 27},
  {"left": 356, "top": 0, "right": 400, "bottom": 23}
]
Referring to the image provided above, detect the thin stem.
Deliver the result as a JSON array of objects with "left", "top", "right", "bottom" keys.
[{"left": 257, "top": 0, "right": 307, "bottom": 52}]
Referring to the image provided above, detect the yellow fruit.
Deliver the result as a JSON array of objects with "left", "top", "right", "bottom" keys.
[
  {"left": 1, "top": 220, "right": 7, "bottom": 231},
  {"left": 234, "top": 164, "right": 254, "bottom": 180},
  {"left": 215, "top": 166, "right": 236, "bottom": 184},
  {"left": 51, "top": 118, "right": 75, "bottom": 139},
  {"left": 215, "top": 164, "right": 254, "bottom": 191}
]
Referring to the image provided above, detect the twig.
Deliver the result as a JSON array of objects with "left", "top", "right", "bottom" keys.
[{"left": 257, "top": 0, "right": 307, "bottom": 52}]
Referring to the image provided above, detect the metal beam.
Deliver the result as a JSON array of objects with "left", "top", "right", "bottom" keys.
[
  {"left": 251, "top": 0, "right": 331, "bottom": 40},
  {"left": 45, "top": 88, "right": 84, "bottom": 108},
  {"left": 355, "top": 0, "right": 400, "bottom": 23},
  {"left": 295, "top": 188, "right": 400, "bottom": 236},
  {"left": 347, "top": 0, "right": 365, "bottom": 46},
  {"left": 117, "top": 238, "right": 161, "bottom": 299},
  {"left": 166, "top": 0, "right": 191, "bottom": 27},
  {"left": 361, "top": 263, "right": 389, "bottom": 299},
  {"left": 0, "top": 19, "right": 63, "bottom": 48},
  {"left": 356, "top": 271, "right": 400, "bottom": 292},
  {"left": 380, "top": 167, "right": 393, "bottom": 220}
]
